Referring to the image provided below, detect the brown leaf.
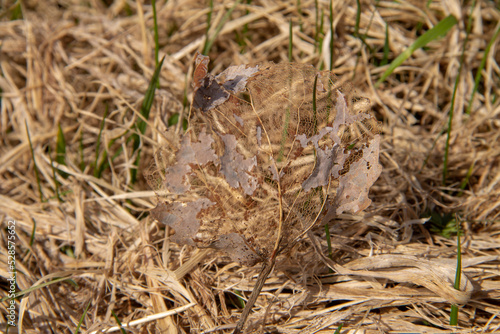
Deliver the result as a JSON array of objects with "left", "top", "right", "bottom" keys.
[
  {"left": 151, "top": 199, "right": 215, "bottom": 245},
  {"left": 149, "top": 57, "right": 382, "bottom": 266},
  {"left": 163, "top": 128, "right": 217, "bottom": 194},
  {"left": 334, "top": 135, "right": 382, "bottom": 214},
  {"left": 219, "top": 133, "right": 258, "bottom": 196}
]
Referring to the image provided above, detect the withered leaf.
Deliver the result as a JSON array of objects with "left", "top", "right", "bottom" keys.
[
  {"left": 163, "top": 128, "right": 217, "bottom": 194},
  {"left": 149, "top": 53, "right": 382, "bottom": 267},
  {"left": 151, "top": 198, "right": 215, "bottom": 245},
  {"left": 220, "top": 134, "right": 258, "bottom": 196},
  {"left": 334, "top": 135, "right": 382, "bottom": 214}
]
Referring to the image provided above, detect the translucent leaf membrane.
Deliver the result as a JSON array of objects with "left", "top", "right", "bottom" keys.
[{"left": 149, "top": 54, "right": 382, "bottom": 266}]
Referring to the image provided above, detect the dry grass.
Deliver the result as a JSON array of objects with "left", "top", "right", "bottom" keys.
[{"left": 0, "top": 0, "right": 499, "bottom": 333}]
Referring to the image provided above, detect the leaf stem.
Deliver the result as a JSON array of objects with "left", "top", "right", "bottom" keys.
[{"left": 232, "top": 259, "right": 275, "bottom": 334}]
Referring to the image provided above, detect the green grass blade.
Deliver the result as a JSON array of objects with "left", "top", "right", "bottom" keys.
[
  {"left": 25, "top": 121, "right": 44, "bottom": 202},
  {"left": 74, "top": 300, "right": 91, "bottom": 334},
  {"left": 233, "top": 289, "right": 246, "bottom": 309},
  {"left": 444, "top": 4, "right": 475, "bottom": 185},
  {"left": 450, "top": 216, "right": 462, "bottom": 325},
  {"left": 203, "top": 0, "right": 241, "bottom": 55},
  {"left": 314, "top": 0, "right": 320, "bottom": 52},
  {"left": 289, "top": 19, "right": 293, "bottom": 62},
  {"left": 56, "top": 124, "right": 67, "bottom": 166},
  {"left": 381, "top": 22, "right": 389, "bottom": 66},
  {"left": 328, "top": 0, "right": 334, "bottom": 70},
  {"left": 354, "top": 0, "right": 361, "bottom": 38},
  {"left": 30, "top": 218, "right": 36, "bottom": 247},
  {"left": 375, "top": 15, "right": 458, "bottom": 87},
  {"left": 111, "top": 310, "right": 127, "bottom": 334},
  {"left": 459, "top": 160, "right": 475, "bottom": 192},
  {"left": 352, "top": 0, "right": 374, "bottom": 54},
  {"left": 466, "top": 23, "right": 500, "bottom": 114},
  {"left": 5, "top": 1, "right": 22, "bottom": 20},
  {"left": 235, "top": 0, "right": 252, "bottom": 51},
  {"left": 0, "top": 276, "right": 77, "bottom": 302},
  {"left": 202, "top": 0, "right": 214, "bottom": 54},
  {"left": 130, "top": 56, "right": 165, "bottom": 183},
  {"left": 152, "top": 0, "right": 159, "bottom": 66},
  {"left": 152, "top": 0, "right": 160, "bottom": 88}
]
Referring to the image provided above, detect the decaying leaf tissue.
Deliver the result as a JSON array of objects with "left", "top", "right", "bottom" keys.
[{"left": 150, "top": 53, "right": 382, "bottom": 267}]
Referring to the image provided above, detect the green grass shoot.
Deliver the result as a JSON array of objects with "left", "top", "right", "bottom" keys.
[
  {"left": 233, "top": 289, "right": 246, "bottom": 309},
  {"left": 354, "top": 0, "right": 361, "bottom": 38},
  {"left": 204, "top": 0, "right": 214, "bottom": 54},
  {"left": 450, "top": 216, "right": 462, "bottom": 325},
  {"left": 26, "top": 121, "right": 44, "bottom": 202},
  {"left": 30, "top": 217, "right": 36, "bottom": 247},
  {"left": 314, "top": 0, "right": 320, "bottom": 52},
  {"left": 353, "top": 0, "right": 375, "bottom": 54},
  {"left": 74, "top": 300, "right": 91, "bottom": 334},
  {"left": 152, "top": 0, "right": 160, "bottom": 88},
  {"left": 444, "top": 3, "right": 475, "bottom": 185},
  {"left": 130, "top": 56, "right": 165, "bottom": 184},
  {"left": 0, "top": 276, "right": 77, "bottom": 303},
  {"left": 428, "top": 211, "right": 460, "bottom": 239},
  {"left": 111, "top": 310, "right": 127, "bottom": 334},
  {"left": 375, "top": 15, "right": 458, "bottom": 87},
  {"left": 235, "top": 0, "right": 252, "bottom": 51},
  {"left": 0, "top": 1, "right": 23, "bottom": 21},
  {"left": 152, "top": 0, "right": 159, "bottom": 66},
  {"left": 381, "top": 22, "right": 389, "bottom": 66},
  {"left": 289, "top": 19, "right": 293, "bottom": 62},
  {"left": 466, "top": 23, "right": 500, "bottom": 114},
  {"left": 459, "top": 161, "right": 476, "bottom": 193},
  {"left": 328, "top": 0, "right": 334, "bottom": 70}
]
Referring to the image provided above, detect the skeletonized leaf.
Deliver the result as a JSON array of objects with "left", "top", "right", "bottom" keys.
[{"left": 149, "top": 54, "right": 382, "bottom": 266}]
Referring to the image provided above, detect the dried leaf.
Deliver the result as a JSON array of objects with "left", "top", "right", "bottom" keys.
[
  {"left": 163, "top": 128, "right": 217, "bottom": 194},
  {"left": 149, "top": 54, "right": 382, "bottom": 266},
  {"left": 151, "top": 198, "right": 215, "bottom": 245},
  {"left": 334, "top": 135, "right": 382, "bottom": 214},
  {"left": 219, "top": 133, "right": 258, "bottom": 196}
]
